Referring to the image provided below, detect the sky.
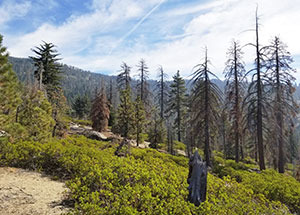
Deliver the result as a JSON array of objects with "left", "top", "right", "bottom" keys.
[{"left": 1, "top": 0, "right": 300, "bottom": 81}]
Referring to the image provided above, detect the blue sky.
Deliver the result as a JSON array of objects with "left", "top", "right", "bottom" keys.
[{"left": 1, "top": 0, "right": 300, "bottom": 81}]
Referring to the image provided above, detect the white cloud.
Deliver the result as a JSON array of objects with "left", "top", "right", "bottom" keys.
[
  {"left": 112, "top": 0, "right": 300, "bottom": 80},
  {"left": 0, "top": 0, "right": 31, "bottom": 26},
  {"left": 4, "top": 0, "right": 164, "bottom": 57},
  {"left": 2, "top": 0, "right": 300, "bottom": 82}
]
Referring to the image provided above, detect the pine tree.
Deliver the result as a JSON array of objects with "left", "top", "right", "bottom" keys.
[
  {"left": 72, "top": 94, "right": 90, "bottom": 119},
  {"left": 148, "top": 108, "right": 166, "bottom": 149},
  {"left": 0, "top": 34, "right": 21, "bottom": 127},
  {"left": 166, "top": 70, "right": 187, "bottom": 142},
  {"left": 29, "top": 41, "right": 62, "bottom": 92},
  {"left": 30, "top": 41, "right": 66, "bottom": 137},
  {"left": 264, "top": 36, "right": 298, "bottom": 173},
  {"left": 50, "top": 88, "right": 68, "bottom": 137},
  {"left": 114, "top": 63, "right": 135, "bottom": 138},
  {"left": 90, "top": 89, "right": 110, "bottom": 132},
  {"left": 134, "top": 96, "right": 146, "bottom": 146},
  {"left": 156, "top": 66, "right": 168, "bottom": 120},
  {"left": 167, "top": 125, "right": 175, "bottom": 155},
  {"left": 245, "top": 9, "right": 268, "bottom": 170},
  {"left": 107, "top": 79, "right": 117, "bottom": 127},
  {"left": 224, "top": 40, "right": 246, "bottom": 163},
  {"left": 136, "top": 59, "right": 150, "bottom": 105},
  {"left": 18, "top": 86, "right": 55, "bottom": 141},
  {"left": 117, "top": 62, "right": 131, "bottom": 90},
  {"left": 190, "top": 48, "right": 222, "bottom": 167},
  {"left": 114, "top": 86, "right": 135, "bottom": 138}
]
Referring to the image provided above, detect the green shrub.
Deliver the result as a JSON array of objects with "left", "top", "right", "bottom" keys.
[
  {"left": 173, "top": 140, "right": 186, "bottom": 151},
  {"left": 0, "top": 136, "right": 293, "bottom": 214},
  {"left": 212, "top": 154, "right": 300, "bottom": 214}
]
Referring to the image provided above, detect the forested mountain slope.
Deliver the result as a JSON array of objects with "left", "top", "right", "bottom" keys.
[{"left": 8, "top": 57, "right": 225, "bottom": 103}]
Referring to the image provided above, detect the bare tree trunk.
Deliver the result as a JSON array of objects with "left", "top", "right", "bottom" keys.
[
  {"left": 171, "top": 131, "right": 174, "bottom": 155},
  {"left": 177, "top": 75, "right": 181, "bottom": 142},
  {"left": 154, "top": 114, "right": 158, "bottom": 148},
  {"left": 136, "top": 126, "right": 140, "bottom": 147},
  {"left": 160, "top": 69, "right": 164, "bottom": 119},
  {"left": 39, "top": 61, "right": 44, "bottom": 90},
  {"left": 254, "top": 136, "right": 258, "bottom": 162},
  {"left": 255, "top": 9, "right": 266, "bottom": 170},
  {"left": 274, "top": 40, "right": 285, "bottom": 173},
  {"left": 15, "top": 106, "right": 20, "bottom": 123},
  {"left": 234, "top": 42, "right": 240, "bottom": 163},
  {"left": 141, "top": 64, "right": 144, "bottom": 102},
  {"left": 204, "top": 51, "right": 211, "bottom": 166},
  {"left": 52, "top": 110, "right": 57, "bottom": 137}
]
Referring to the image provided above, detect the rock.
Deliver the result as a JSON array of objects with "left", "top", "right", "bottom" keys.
[
  {"left": 248, "top": 168, "right": 261, "bottom": 173},
  {"left": 0, "top": 130, "right": 9, "bottom": 137},
  {"left": 83, "top": 130, "right": 108, "bottom": 141},
  {"left": 69, "top": 124, "right": 85, "bottom": 134},
  {"left": 177, "top": 149, "right": 187, "bottom": 156}
]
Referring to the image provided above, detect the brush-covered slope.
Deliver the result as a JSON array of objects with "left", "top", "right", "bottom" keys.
[{"left": 1, "top": 136, "right": 297, "bottom": 214}]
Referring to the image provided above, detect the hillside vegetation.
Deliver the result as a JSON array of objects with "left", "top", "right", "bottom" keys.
[{"left": 1, "top": 135, "right": 299, "bottom": 214}]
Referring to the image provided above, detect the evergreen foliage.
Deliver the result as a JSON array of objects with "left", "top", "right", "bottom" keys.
[
  {"left": 134, "top": 96, "right": 146, "bottom": 146},
  {"left": 0, "top": 35, "right": 21, "bottom": 127},
  {"left": 148, "top": 108, "right": 166, "bottom": 148},
  {"left": 72, "top": 94, "right": 90, "bottom": 119},
  {"left": 30, "top": 42, "right": 68, "bottom": 137},
  {"left": 18, "top": 86, "right": 55, "bottom": 141},
  {"left": 114, "top": 86, "right": 135, "bottom": 138},
  {"left": 167, "top": 70, "right": 187, "bottom": 142},
  {"left": 29, "top": 42, "right": 62, "bottom": 89}
]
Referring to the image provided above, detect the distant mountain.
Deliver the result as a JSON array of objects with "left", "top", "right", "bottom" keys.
[
  {"left": 9, "top": 56, "right": 300, "bottom": 102},
  {"left": 19, "top": 56, "right": 300, "bottom": 106},
  {"left": 9, "top": 56, "right": 116, "bottom": 103}
]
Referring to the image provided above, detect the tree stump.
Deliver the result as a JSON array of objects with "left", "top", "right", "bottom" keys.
[{"left": 187, "top": 150, "right": 207, "bottom": 206}]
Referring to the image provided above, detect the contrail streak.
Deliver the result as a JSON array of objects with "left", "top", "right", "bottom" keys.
[{"left": 108, "top": 0, "right": 165, "bottom": 55}]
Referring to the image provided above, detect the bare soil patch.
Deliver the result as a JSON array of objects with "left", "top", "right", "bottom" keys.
[{"left": 0, "top": 167, "right": 70, "bottom": 215}]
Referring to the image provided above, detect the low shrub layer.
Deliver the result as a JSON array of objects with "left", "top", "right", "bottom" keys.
[
  {"left": 213, "top": 154, "right": 300, "bottom": 213},
  {"left": 0, "top": 136, "right": 291, "bottom": 214}
]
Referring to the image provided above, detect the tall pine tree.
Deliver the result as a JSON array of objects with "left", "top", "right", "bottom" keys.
[
  {"left": 136, "top": 59, "right": 150, "bottom": 105},
  {"left": 264, "top": 36, "right": 298, "bottom": 173},
  {"left": 134, "top": 96, "right": 146, "bottom": 146},
  {"left": 224, "top": 40, "right": 246, "bottom": 163},
  {"left": 190, "top": 48, "right": 222, "bottom": 167},
  {"left": 30, "top": 42, "right": 67, "bottom": 137},
  {"left": 115, "top": 86, "right": 135, "bottom": 138},
  {"left": 0, "top": 34, "right": 21, "bottom": 127},
  {"left": 18, "top": 86, "right": 55, "bottom": 141},
  {"left": 245, "top": 9, "right": 268, "bottom": 170},
  {"left": 156, "top": 66, "right": 168, "bottom": 120},
  {"left": 30, "top": 41, "right": 62, "bottom": 93},
  {"left": 166, "top": 70, "right": 187, "bottom": 142},
  {"left": 114, "top": 63, "right": 135, "bottom": 138}
]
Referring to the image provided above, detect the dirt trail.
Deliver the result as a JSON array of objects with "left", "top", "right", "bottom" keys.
[{"left": 0, "top": 167, "right": 70, "bottom": 215}]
